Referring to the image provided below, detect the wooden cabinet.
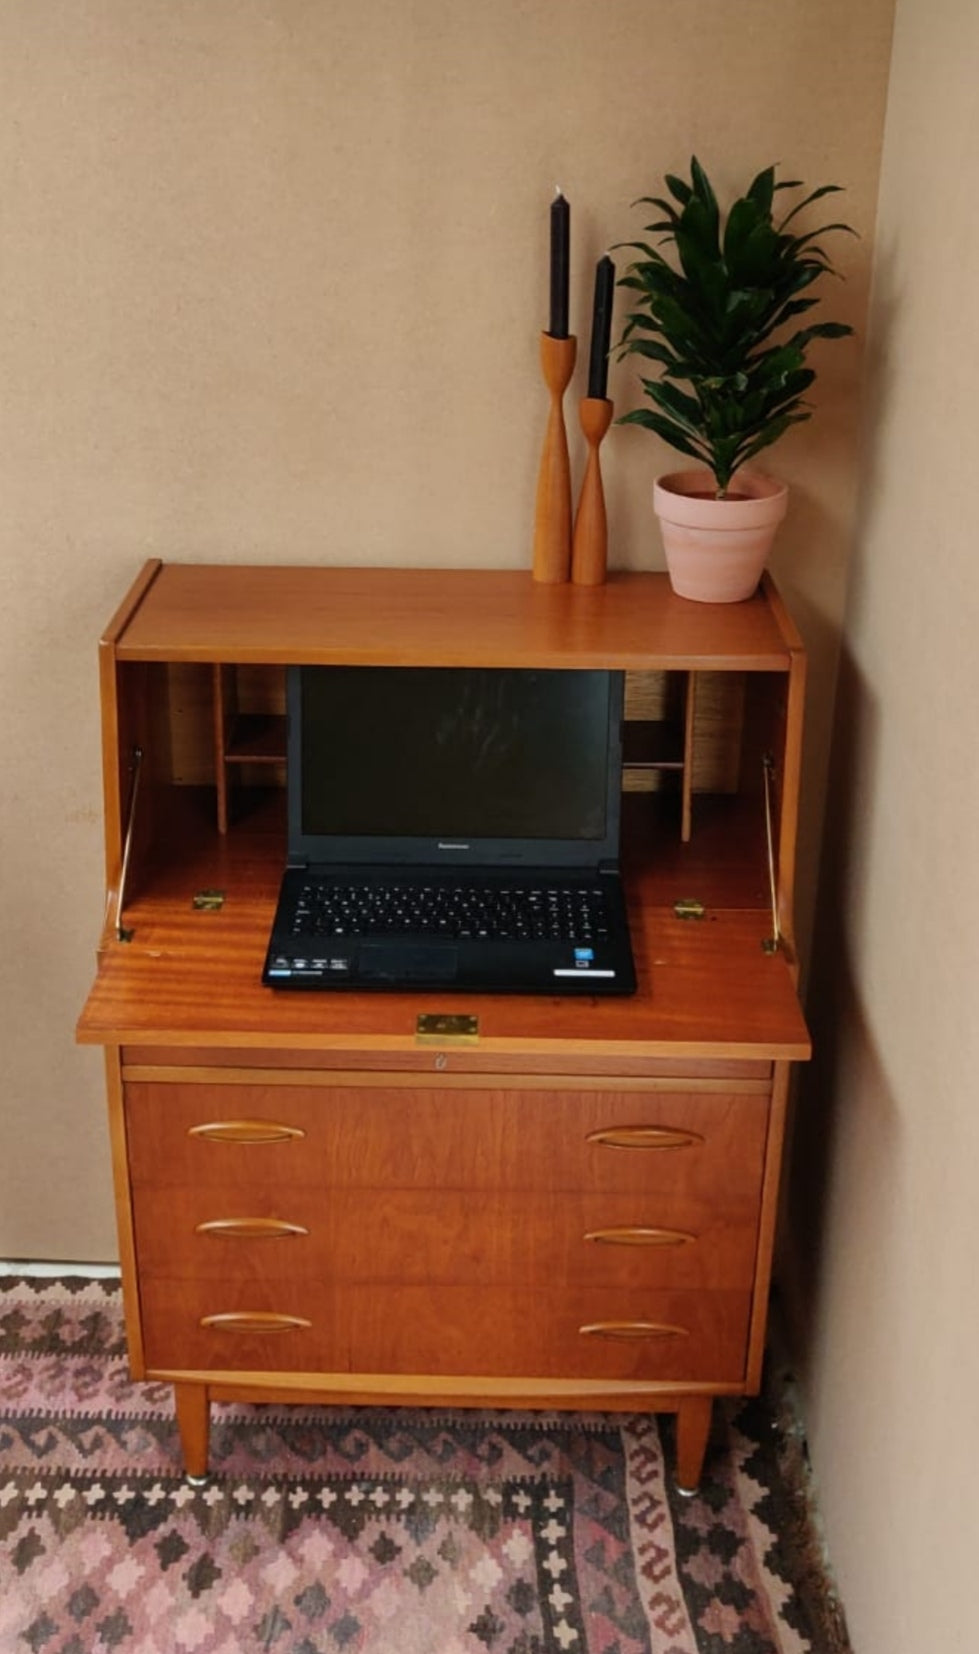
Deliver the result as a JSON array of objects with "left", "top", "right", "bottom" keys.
[{"left": 78, "top": 562, "right": 810, "bottom": 1490}]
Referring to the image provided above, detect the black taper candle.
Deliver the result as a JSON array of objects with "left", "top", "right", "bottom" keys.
[
  {"left": 549, "top": 190, "right": 570, "bottom": 338},
  {"left": 587, "top": 254, "right": 615, "bottom": 399}
]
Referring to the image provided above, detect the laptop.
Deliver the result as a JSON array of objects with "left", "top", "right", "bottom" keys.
[{"left": 262, "top": 664, "right": 636, "bottom": 996}]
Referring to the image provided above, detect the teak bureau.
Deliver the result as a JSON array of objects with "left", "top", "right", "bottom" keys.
[{"left": 77, "top": 562, "right": 810, "bottom": 1490}]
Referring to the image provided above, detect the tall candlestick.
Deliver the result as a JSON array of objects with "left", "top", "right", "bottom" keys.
[
  {"left": 532, "top": 331, "right": 577, "bottom": 582},
  {"left": 587, "top": 254, "right": 615, "bottom": 399},
  {"left": 549, "top": 189, "right": 570, "bottom": 338}
]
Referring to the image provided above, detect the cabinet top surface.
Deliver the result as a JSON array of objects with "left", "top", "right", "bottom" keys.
[{"left": 108, "top": 563, "right": 802, "bottom": 670}]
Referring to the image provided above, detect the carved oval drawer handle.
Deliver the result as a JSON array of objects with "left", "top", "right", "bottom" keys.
[
  {"left": 584, "top": 1226, "right": 697, "bottom": 1248},
  {"left": 189, "top": 1120, "right": 306, "bottom": 1145},
  {"left": 199, "top": 1312, "right": 312, "bottom": 1335},
  {"left": 578, "top": 1319, "right": 690, "bottom": 1341},
  {"left": 195, "top": 1218, "right": 310, "bottom": 1241},
  {"left": 586, "top": 1125, "right": 704, "bottom": 1152}
]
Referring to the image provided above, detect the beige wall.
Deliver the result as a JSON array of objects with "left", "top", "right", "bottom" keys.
[
  {"left": 790, "top": 1, "right": 979, "bottom": 1648},
  {"left": 0, "top": 0, "right": 894, "bottom": 1267}
]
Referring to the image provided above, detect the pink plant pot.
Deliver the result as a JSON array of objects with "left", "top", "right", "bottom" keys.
[{"left": 653, "top": 470, "right": 789, "bottom": 603}]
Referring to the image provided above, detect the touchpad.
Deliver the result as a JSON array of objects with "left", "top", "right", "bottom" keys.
[{"left": 360, "top": 942, "right": 459, "bottom": 982}]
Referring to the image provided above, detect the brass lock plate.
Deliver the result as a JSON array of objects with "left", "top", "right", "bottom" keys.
[{"left": 415, "top": 1013, "right": 480, "bottom": 1044}]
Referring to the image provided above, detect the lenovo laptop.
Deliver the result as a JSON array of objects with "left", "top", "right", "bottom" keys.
[{"left": 262, "top": 664, "right": 636, "bottom": 996}]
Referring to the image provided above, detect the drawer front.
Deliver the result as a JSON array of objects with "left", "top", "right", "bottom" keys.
[
  {"left": 131, "top": 1183, "right": 760, "bottom": 1291},
  {"left": 125, "top": 1082, "right": 770, "bottom": 1202},
  {"left": 138, "top": 1276, "right": 752, "bottom": 1385}
]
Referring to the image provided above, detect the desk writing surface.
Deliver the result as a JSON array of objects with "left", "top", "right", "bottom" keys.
[
  {"left": 113, "top": 564, "right": 799, "bottom": 672},
  {"left": 78, "top": 778, "right": 810, "bottom": 1059},
  {"left": 77, "top": 864, "right": 810, "bottom": 1061},
  {"left": 77, "top": 924, "right": 809, "bottom": 1059}
]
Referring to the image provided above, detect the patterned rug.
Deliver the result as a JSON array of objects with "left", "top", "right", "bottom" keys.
[{"left": 0, "top": 1276, "right": 846, "bottom": 1654}]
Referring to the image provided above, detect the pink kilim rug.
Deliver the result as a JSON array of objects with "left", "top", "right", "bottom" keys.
[{"left": 0, "top": 1277, "right": 840, "bottom": 1654}]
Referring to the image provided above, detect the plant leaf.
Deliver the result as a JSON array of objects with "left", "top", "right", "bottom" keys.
[
  {"left": 778, "top": 182, "right": 845, "bottom": 230},
  {"left": 745, "top": 165, "right": 776, "bottom": 218},
  {"left": 616, "top": 408, "right": 711, "bottom": 463},
  {"left": 664, "top": 173, "right": 693, "bottom": 205},
  {"left": 648, "top": 379, "right": 708, "bottom": 432}
]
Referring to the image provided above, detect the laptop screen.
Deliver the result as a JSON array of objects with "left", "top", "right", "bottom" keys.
[{"left": 288, "top": 665, "right": 624, "bottom": 869}]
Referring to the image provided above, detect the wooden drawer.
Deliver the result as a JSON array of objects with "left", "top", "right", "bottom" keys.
[
  {"left": 124, "top": 1081, "right": 770, "bottom": 1202},
  {"left": 138, "top": 1275, "right": 752, "bottom": 1385},
  {"left": 131, "top": 1181, "right": 761, "bottom": 1291}
]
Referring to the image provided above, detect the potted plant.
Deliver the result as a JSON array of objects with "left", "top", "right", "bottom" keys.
[{"left": 616, "top": 157, "right": 853, "bottom": 601}]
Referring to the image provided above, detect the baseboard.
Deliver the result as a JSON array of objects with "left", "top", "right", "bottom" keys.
[{"left": 0, "top": 1260, "right": 121, "bottom": 1279}]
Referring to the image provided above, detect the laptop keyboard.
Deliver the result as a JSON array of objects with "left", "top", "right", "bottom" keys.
[{"left": 290, "top": 879, "right": 612, "bottom": 944}]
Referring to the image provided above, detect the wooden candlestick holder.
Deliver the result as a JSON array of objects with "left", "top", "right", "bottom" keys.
[
  {"left": 571, "top": 396, "right": 614, "bottom": 586},
  {"left": 532, "top": 332, "right": 577, "bottom": 583}
]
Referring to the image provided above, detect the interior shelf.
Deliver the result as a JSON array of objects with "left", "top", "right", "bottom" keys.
[
  {"left": 623, "top": 718, "right": 685, "bottom": 771},
  {"left": 213, "top": 664, "right": 287, "bottom": 832},
  {"left": 223, "top": 713, "right": 287, "bottom": 764}
]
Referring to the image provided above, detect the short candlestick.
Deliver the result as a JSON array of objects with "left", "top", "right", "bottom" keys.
[{"left": 571, "top": 396, "right": 614, "bottom": 586}]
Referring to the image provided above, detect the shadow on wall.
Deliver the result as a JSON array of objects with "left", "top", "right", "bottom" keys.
[
  {"left": 777, "top": 235, "right": 904, "bottom": 1361},
  {"left": 779, "top": 641, "right": 899, "bottom": 1366}
]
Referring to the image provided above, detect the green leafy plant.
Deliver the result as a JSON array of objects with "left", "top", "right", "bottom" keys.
[{"left": 615, "top": 157, "right": 854, "bottom": 496}]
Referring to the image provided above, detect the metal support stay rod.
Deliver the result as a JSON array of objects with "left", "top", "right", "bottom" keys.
[
  {"left": 762, "top": 753, "right": 781, "bottom": 954},
  {"left": 116, "top": 745, "right": 143, "bottom": 942}
]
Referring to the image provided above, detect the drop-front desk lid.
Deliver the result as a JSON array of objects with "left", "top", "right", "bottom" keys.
[{"left": 78, "top": 871, "right": 811, "bottom": 1064}]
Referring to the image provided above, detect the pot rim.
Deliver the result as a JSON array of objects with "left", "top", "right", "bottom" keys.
[
  {"left": 654, "top": 468, "right": 788, "bottom": 529},
  {"left": 655, "top": 467, "right": 786, "bottom": 501}
]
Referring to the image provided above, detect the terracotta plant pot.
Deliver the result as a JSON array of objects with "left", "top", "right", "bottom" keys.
[{"left": 653, "top": 470, "right": 789, "bottom": 603}]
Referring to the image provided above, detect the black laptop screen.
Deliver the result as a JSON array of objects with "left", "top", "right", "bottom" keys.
[{"left": 288, "top": 665, "right": 624, "bottom": 867}]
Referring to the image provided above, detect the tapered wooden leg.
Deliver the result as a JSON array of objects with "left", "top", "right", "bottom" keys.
[
  {"left": 675, "top": 1395, "right": 713, "bottom": 1494},
  {"left": 174, "top": 1382, "right": 210, "bottom": 1482}
]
